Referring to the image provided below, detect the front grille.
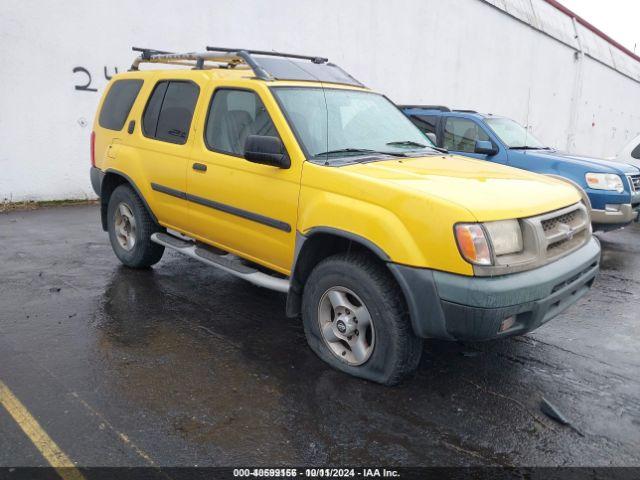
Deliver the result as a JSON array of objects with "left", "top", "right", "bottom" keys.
[
  {"left": 547, "top": 237, "right": 570, "bottom": 252},
  {"left": 475, "top": 202, "right": 592, "bottom": 276},
  {"left": 541, "top": 210, "right": 580, "bottom": 233},
  {"left": 538, "top": 204, "right": 589, "bottom": 260},
  {"left": 628, "top": 174, "right": 640, "bottom": 192}
]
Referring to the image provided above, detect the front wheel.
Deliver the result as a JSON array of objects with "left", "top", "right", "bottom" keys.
[
  {"left": 107, "top": 184, "right": 164, "bottom": 268},
  {"left": 302, "top": 252, "right": 423, "bottom": 385}
]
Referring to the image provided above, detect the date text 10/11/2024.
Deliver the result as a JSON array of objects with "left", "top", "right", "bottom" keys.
[{"left": 232, "top": 468, "right": 401, "bottom": 478}]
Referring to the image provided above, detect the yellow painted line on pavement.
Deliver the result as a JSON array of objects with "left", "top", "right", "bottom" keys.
[
  {"left": 70, "top": 391, "right": 158, "bottom": 467},
  {"left": 0, "top": 380, "right": 85, "bottom": 480}
]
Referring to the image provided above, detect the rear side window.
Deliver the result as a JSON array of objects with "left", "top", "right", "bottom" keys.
[
  {"left": 99, "top": 79, "right": 143, "bottom": 131},
  {"left": 142, "top": 81, "right": 200, "bottom": 145},
  {"left": 632, "top": 142, "right": 640, "bottom": 160},
  {"left": 408, "top": 114, "right": 437, "bottom": 135}
]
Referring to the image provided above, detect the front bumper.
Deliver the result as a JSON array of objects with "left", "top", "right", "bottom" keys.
[
  {"left": 591, "top": 202, "right": 639, "bottom": 227},
  {"left": 388, "top": 237, "right": 601, "bottom": 341}
]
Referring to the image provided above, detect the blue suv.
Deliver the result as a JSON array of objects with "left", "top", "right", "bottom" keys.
[{"left": 401, "top": 106, "right": 640, "bottom": 231}]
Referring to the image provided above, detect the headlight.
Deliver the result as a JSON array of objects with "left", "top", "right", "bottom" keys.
[
  {"left": 484, "top": 219, "right": 523, "bottom": 256},
  {"left": 585, "top": 173, "right": 624, "bottom": 193},
  {"left": 454, "top": 224, "right": 491, "bottom": 265},
  {"left": 455, "top": 220, "right": 523, "bottom": 266}
]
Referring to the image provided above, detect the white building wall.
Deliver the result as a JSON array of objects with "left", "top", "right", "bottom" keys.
[{"left": 1, "top": 0, "right": 639, "bottom": 201}]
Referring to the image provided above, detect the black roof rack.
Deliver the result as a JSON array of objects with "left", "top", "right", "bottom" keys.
[
  {"left": 398, "top": 105, "right": 451, "bottom": 112},
  {"left": 129, "top": 46, "right": 363, "bottom": 87},
  {"left": 132, "top": 47, "right": 175, "bottom": 59},
  {"left": 205, "top": 46, "right": 328, "bottom": 64},
  {"left": 453, "top": 109, "right": 478, "bottom": 113}
]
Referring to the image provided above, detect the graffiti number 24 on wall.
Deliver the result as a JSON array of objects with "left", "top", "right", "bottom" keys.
[{"left": 73, "top": 66, "right": 120, "bottom": 92}]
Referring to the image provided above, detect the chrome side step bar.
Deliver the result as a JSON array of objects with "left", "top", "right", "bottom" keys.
[{"left": 151, "top": 233, "right": 290, "bottom": 293}]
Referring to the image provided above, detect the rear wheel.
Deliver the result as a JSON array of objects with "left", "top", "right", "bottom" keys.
[
  {"left": 107, "top": 184, "right": 164, "bottom": 268},
  {"left": 302, "top": 252, "right": 423, "bottom": 385}
]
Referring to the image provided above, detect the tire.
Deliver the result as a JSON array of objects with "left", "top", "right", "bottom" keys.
[
  {"left": 107, "top": 184, "right": 165, "bottom": 268},
  {"left": 302, "top": 252, "right": 423, "bottom": 385}
]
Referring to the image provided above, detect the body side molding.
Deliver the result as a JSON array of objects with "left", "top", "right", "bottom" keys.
[{"left": 150, "top": 182, "right": 292, "bottom": 232}]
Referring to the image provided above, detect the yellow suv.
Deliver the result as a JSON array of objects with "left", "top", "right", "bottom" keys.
[{"left": 90, "top": 47, "right": 600, "bottom": 384}]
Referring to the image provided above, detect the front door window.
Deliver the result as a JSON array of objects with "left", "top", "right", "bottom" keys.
[{"left": 443, "top": 118, "right": 489, "bottom": 153}]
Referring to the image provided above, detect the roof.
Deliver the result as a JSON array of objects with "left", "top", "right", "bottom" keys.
[{"left": 399, "top": 105, "right": 491, "bottom": 119}]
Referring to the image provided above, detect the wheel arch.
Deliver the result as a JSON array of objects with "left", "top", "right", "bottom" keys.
[
  {"left": 286, "top": 227, "right": 393, "bottom": 318},
  {"left": 100, "top": 169, "right": 158, "bottom": 231}
]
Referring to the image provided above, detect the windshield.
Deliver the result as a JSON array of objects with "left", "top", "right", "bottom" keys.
[
  {"left": 271, "top": 87, "right": 438, "bottom": 162},
  {"left": 485, "top": 117, "right": 546, "bottom": 149}
]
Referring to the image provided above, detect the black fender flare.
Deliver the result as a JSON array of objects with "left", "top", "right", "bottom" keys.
[
  {"left": 286, "top": 226, "right": 443, "bottom": 338},
  {"left": 99, "top": 169, "right": 158, "bottom": 230}
]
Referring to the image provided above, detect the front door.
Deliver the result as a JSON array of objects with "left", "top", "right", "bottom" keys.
[{"left": 187, "top": 86, "right": 302, "bottom": 274}]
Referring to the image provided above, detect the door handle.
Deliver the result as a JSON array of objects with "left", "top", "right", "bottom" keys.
[{"left": 192, "top": 163, "right": 207, "bottom": 172}]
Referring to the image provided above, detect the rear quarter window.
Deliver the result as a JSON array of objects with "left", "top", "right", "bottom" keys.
[{"left": 99, "top": 79, "right": 143, "bottom": 131}]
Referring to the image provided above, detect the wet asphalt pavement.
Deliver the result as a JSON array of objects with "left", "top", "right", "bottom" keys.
[{"left": 0, "top": 204, "right": 639, "bottom": 467}]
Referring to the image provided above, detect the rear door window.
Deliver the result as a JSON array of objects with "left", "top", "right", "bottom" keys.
[
  {"left": 142, "top": 82, "right": 168, "bottom": 137},
  {"left": 407, "top": 114, "right": 437, "bottom": 135},
  {"left": 99, "top": 79, "right": 143, "bottom": 131},
  {"left": 142, "top": 81, "right": 200, "bottom": 145}
]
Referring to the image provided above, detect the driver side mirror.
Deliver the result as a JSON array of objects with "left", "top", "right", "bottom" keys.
[
  {"left": 475, "top": 140, "right": 498, "bottom": 156},
  {"left": 244, "top": 135, "right": 290, "bottom": 169}
]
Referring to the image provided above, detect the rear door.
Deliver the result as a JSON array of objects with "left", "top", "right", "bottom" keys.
[
  {"left": 135, "top": 79, "right": 201, "bottom": 232},
  {"left": 405, "top": 113, "right": 440, "bottom": 146}
]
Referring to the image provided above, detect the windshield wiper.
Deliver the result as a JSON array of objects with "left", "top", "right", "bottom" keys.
[
  {"left": 386, "top": 140, "right": 448, "bottom": 154},
  {"left": 509, "top": 146, "right": 548, "bottom": 150},
  {"left": 314, "top": 148, "right": 407, "bottom": 158},
  {"left": 386, "top": 140, "right": 427, "bottom": 148}
]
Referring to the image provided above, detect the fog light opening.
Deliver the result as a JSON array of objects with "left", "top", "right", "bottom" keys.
[{"left": 499, "top": 315, "right": 516, "bottom": 332}]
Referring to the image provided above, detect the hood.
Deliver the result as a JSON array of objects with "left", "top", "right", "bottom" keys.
[
  {"left": 345, "top": 155, "right": 581, "bottom": 222},
  {"left": 614, "top": 155, "right": 640, "bottom": 170},
  {"left": 524, "top": 149, "right": 640, "bottom": 174}
]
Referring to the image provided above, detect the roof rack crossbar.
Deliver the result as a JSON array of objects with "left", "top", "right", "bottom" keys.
[
  {"left": 233, "top": 51, "right": 272, "bottom": 80},
  {"left": 129, "top": 48, "right": 276, "bottom": 78},
  {"left": 130, "top": 50, "right": 253, "bottom": 73},
  {"left": 131, "top": 47, "right": 175, "bottom": 60},
  {"left": 205, "top": 46, "right": 328, "bottom": 64}
]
